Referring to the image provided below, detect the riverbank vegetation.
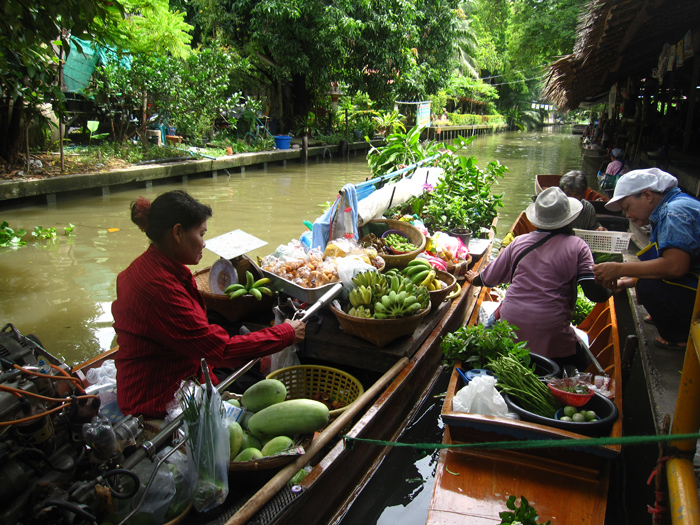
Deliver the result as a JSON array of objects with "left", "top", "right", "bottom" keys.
[{"left": 1, "top": 0, "right": 590, "bottom": 175}]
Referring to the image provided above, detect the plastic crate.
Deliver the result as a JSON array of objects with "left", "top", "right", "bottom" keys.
[{"left": 573, "top": 228, "right": 631, "bottom": 254}]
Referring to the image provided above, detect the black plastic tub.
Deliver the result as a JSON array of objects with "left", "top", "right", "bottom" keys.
[
  {"left": 503, "top": 390, "right": 618, "bottom": 437},
  {"left": 530, "top": 352, "right": 560, "bottom": 380}
]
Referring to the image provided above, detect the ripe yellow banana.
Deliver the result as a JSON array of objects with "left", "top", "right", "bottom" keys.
[{"left": 253, "top": 277, "right": 271, "bottom": 288}]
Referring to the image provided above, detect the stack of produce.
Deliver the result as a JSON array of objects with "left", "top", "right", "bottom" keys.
[
  {"left": 398, "top": 258, "right": 446, "bottom": 291},
  {"left": 345, "top": 269, "right": 430, "bottom": 319},
  {"left": 228, "top": 379, "right": 330, "bottom": 462}
]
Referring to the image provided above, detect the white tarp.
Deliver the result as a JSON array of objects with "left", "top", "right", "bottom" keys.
[{"left": 357, "top": 167, "right": 444, "bottom": 226}]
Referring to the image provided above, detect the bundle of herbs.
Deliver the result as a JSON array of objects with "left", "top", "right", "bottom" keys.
[
  {"left": 440, "top": 320, "right": 531, "bottom": 370},
  {"left": 486, "top": 355, "right": 560, "bottom": 418}
]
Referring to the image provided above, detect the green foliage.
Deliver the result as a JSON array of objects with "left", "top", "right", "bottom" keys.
[
  {"left": 372, "top": 110, "right": 405, "bottom": 136},
  {"left": 366, "top": 125, "right": 441, "bottom": 176},
  {"left": 0, "top": 222, "right": 27, "bottom": 247},
  {"left": 64, "top": 224, "right": 76, "bottom": 237},
  {"left": 499, "top": 495, "right": 551, "bottom": 525},
  {"left": 424, "top": 136, "right": 507, "bottom": 232},
  {"left": 573, "top": 285, "right": 595, "bottom": 326},
  {"left": 441, "top": 320, "right": 531, "bottom": 370},
  {"left": 32, "top": 226, "right": 57, "bottom": 240}
]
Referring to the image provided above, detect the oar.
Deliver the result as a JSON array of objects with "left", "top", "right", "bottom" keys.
[{"left": 224, "top": 356, "right": 411, "bottom": 525}]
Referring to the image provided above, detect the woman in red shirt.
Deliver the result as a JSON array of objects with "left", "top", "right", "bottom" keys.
[{"left": 112, "top": 190, "right": 304, "bottom": 418}]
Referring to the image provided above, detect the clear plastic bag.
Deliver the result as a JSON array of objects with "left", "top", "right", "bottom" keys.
[
  {"left": 177, "top": 380, "right": 229, "bottom": 513},
  {"left": 452, "top": 375, "right": 509, "bottom": 417},
  {"left": 269, "top": 307, "right": 301, "bottom": 373}
]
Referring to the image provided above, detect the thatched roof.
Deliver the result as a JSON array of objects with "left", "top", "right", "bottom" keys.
[{"left": 544, "top": 0, "right": 700, "bottom": 111}]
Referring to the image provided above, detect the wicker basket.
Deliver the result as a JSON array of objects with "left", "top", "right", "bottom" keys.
[
  {"left": 193, "top": 255, "right": 274, "bottom": 322},
  {"left": 330, "top": 303, "right": 431, "bottom": 347},
  {"left": 429, "top": 270, "right": 457, "bottom": 309},
  {"left": 360, "top": 219, "right": 426, "bottom": 269},
  {"left": 267, "top": 365, "right": 364, "bottom": 419}
]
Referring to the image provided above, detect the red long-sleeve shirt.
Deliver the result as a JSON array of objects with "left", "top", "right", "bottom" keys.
[{"left": 112, "top": 245, "right": 295, "bottom": 418}]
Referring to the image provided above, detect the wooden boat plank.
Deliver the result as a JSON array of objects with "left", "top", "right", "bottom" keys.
[{"left": 427, "top": 428, "right": 610, "bottom": 524}]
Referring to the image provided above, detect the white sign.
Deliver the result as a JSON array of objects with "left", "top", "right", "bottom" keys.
[{"left": 205, "top": 229, "right": 267, "bottom": 260}]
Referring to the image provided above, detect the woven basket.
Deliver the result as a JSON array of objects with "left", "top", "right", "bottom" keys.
[
  {"left": 429, "top": 270, "right": 457, "bottom": 309},
  {"left": 193, "top": 255, "right": 274, "bottom": 322},
  {"left": 267, "top": 365, "right": 364, "bottom": 419},
  {"left": 360, "top": 219, "right": 426, "bottom": 269},
  {"left": 330, "top": 302, "right": 431, "bottom": 347}
]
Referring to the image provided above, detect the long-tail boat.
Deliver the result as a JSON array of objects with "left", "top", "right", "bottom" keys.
[{"left": 426, "top": 211, "right": 623, "bottom": 524}]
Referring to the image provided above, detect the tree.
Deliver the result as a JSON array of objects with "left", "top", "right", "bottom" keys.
[{"left": 0, "top": 0, "right": 124, "bottom": 165}]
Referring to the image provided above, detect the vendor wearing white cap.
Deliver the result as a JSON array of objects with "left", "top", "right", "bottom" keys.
[
  {"left": 467, "top": 187, "right": 611, "bottom": 370},
  {"left": 593, "top": 168, "right": 700, "bottom": 350}
]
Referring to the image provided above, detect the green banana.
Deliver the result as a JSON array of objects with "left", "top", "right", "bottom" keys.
[
  {"left": 257, "top": 286, "right": 273, "bottom": 296},
  {"left": 224, "top": 283, "right": 246, "bottom": 294},
  {"left": 253, "top": 277, "right": 271, "bottom": 288},
  {"left": 245, "top": 271, "right": 254, "bottom": 290},
  {"left": 407, "top": 259, "right": 431, "bottom": 268},
  {"left": 412, "top": 269, "right": 430, "bottom": 285},
  {"left": 229, "top": 288, "right": 247, "bottom": 300},
  {"left": 249, "top": 287, "right": 262, "bottom": 301}
]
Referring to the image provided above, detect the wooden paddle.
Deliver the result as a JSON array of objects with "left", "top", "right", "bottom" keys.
[{"left": 224, "top": 356, "right": 410, "bottom": 525}]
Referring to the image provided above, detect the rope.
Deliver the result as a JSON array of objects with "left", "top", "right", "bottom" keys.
[{"left": 343, "top": 432, "right": 700, "bottom": 451}]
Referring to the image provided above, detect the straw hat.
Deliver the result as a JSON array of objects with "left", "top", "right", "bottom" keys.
[
  {"left": 526, "top": 187, "right": 583, "bottom": 230},
  {"left": 605, "top": 168, "right": 678, "bottom": 212}
]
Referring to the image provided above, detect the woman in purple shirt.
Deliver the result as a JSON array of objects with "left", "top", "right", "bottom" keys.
[{"left": 467, "top": 187, "right": 611, "bottom": 371}]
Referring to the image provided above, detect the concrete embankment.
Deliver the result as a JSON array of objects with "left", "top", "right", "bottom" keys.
[{"left": 0, "top": 142, "right": 372, "bottom": 207}]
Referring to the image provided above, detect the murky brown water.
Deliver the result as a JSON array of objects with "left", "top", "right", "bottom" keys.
[{"left": 0, "top": 127, "right": 583, "bottom": 366}]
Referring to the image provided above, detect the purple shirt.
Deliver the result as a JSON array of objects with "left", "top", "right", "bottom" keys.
[{"left": 482, "top": 232, "right": 594, "bottom": 359}]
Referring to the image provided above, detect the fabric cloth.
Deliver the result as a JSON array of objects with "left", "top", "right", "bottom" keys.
[
  {"left": 112, "top": 245, "right": 295, "bottom": 418},
  {"left": 605, "top": 168, "right": 677, "bottom": 211},
  {"left": 569, "top": 199, "right": 601, "bottom": 231},
  {"left": 480, "top": 232, "right": 594, "bottom": 359},
  {"left": 648, "top": 187, "right": 700, "bottom": 274}
]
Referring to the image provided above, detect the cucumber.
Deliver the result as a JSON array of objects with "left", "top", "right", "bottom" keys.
[
  {"left": 233, "top": 447, "right": 263, "bottom": 462},
  {"left": 241, "top": 378, "right": 287, "bottom": 412},
  {"left": 228, "top": 421, "right": 244, "bottom": 460},
  {"left": 247, "top": 399, "right": 330, "bottom": 439},
  {"left": 240, "top": 431, "right": 261, "bottom": 451},
  {"left": 261, "top": 435, "right": 294, "bottom": 456}
]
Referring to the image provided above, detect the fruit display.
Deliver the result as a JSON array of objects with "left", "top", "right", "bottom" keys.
[
  {"left": 229, "top": 381, "right": 331, "bottom": 463},
  {"left": 344, "top": 269, "right": 430, "bottom": 319},
  {"left": 557, "top": 405, "right": 599, "bottom": 422},
  {"left": 399, "top": 258, "right": 446, "bottom": 291},
  {"left": 383, "top": 233, "right": 417, "bottom": 254},
  {"left": 224, "top": 271, "right": 273, "bottom": 300}
]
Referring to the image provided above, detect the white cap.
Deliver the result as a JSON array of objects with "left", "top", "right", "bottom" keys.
[
  {"left": 526, "top": 187, "right": 583, "bottom": 229},
  {"left": 605, "top": 168, "right": 678, "bottom": 211}
]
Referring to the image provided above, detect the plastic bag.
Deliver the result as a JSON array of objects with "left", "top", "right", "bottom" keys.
[
  {"left": 336, "top": 256, "right": 376, "bottom": 300},
  {"left": 85, "top": 359, "right": 117, "bottom": 387},
  {"left": 452, "top": 375, "right": 509, "bottom": 417},
  {"left": 177, "top": 380, "right": 229, "bottom": 513},
  {"left": 268, "top": 306, "right": 301, "bottom": 374}
]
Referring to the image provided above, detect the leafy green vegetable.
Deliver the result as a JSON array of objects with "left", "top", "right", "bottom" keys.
[
  {"left": 499, "top": 495, "right": 551, "bottom": 525},
  {"left": 573, "top": 285, "right": 595, "bottom": 326},
  {"left": 440, "top": 320, "right": 530, "bottom": 370}
]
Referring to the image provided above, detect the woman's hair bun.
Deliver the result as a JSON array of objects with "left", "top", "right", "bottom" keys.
[{"left": 131, "top": 196, "right": 152, "bottom": 232}]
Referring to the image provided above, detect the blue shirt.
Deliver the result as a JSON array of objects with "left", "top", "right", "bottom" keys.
[{"left": 650, "top": 187, "right": 700, "bottom": 274}]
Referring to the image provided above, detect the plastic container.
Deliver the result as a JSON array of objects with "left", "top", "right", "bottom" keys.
[
  {"left": 573, "top": 228, "right": 631, "bottom": 254},
  {"left": 273, "top": 135, "right": 292, "bottom": 150}
]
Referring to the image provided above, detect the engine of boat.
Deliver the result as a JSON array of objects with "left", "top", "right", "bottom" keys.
[{"left": 0, "top": 323, "right": 144, "bottom": 525}]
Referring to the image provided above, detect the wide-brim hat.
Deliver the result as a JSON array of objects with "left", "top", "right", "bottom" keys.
[
  {"left": 526, "top": 187, "right": 583, "bottom": 230},
  {"left": 605, "top": 168, "right": 678, "bottom": 212}
]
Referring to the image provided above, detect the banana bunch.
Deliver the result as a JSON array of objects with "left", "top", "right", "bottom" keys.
[
  {"left": 349, "top": 285, "right": 373, "bottom": 307},
  {"left": 374, "top": 290, "right": 422, "bottom": 319},
  {"left": 401, "top": 258, "right": 444, "bottom": 291},
  {"left": 225, "top": 271, "right": 273, "bottom": 301},
  {"left": 351, "top": 270, "right": 389, "bottom": 302},
  {"left": 347, "top": 305, "right": 373, "bottom": 318}
]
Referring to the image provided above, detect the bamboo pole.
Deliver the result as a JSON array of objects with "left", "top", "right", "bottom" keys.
[{"left": 224, "top": 356, "right": 411, "bottom": 525}]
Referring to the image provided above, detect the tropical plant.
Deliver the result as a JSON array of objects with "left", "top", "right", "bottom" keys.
[
  {"left": 32, "top": 226, "right": 57, "bottom": 240},
  {"left": 366, "top": 125, "right": 441, "bottom": 176},
  {"left": 0, "top": 221, "right": 27, "bottom": 247},
  {"left": 372, "top": 110, "right": 405, "bottom": 136},
  {"left": 423, "top": 136, "right": 507, "bottom": 233}
]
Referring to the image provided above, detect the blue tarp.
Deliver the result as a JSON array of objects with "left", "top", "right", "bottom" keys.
[{"left": 63, "top": 37, "right": 132, "bottom": 93}]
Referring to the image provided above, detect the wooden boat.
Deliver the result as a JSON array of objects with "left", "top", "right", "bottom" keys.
[
  {"left": 69, "top": 229, "right": 496, "bottom": 525},
  {"left": 535, "top": 174, "right": 608, "bottom": 202},
  {"left": 426, "top": 213, "right": 623, "bottom": 524}
]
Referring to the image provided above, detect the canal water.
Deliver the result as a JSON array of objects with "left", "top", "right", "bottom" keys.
[{"left": 0, "top": 127, "right": 595, "bottom": 523}]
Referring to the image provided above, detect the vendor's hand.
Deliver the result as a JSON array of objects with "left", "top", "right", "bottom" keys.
[
  {"left": 284, "top": 319, "right": 305, "bottom": 343},
  {"left": 593, "top": 262, "right": 621, "bottom": 289},
  {"left": 465, "top": 270, "right": 478, "bottom": 284},
  {"left": 596, "top": 226, "right": 608, "bottom": 231}
]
